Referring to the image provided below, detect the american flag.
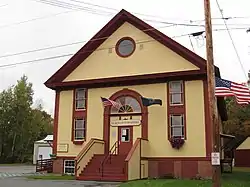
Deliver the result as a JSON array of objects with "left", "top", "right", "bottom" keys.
[
  {"left": 101, "top": 97, "right": 121, "bottom": 108},
  {"left": 215, "top": 77, "right": 250, "bottom": 104}
]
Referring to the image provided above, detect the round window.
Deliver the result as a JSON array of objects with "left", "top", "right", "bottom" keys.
[{"left": 115, "top": 37, "right": 136, "bottom": 57}]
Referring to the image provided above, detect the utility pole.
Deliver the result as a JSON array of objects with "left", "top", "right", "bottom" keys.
[{"left": 204, "top": 0, "right": 221, "bottom": 187}]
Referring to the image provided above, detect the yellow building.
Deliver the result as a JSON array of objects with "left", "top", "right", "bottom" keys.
[{"left": 45, "top": 9, "right": 227, "bottom": 181}]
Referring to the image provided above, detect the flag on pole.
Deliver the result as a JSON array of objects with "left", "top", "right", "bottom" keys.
[
  {"left": 101, "top": 97, "right": 121, "bottom": 108},
  {"left": 215, "top": 77, "right": 250, "bottom": 105},
  {"left": 141, "top": 96, "right": 162, "bottom": 106}
]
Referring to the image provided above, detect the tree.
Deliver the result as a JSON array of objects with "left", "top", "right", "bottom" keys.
[
  {"left": 0, "top": 75, "right": 53, "bottom": 163},
  {"left": 223, "top": 97, "right": 250, "bottom": 137}
]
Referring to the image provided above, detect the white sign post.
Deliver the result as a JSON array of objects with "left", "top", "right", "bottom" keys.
[{"left": 211, "top": 152, "right": 220, "bottom": 166}]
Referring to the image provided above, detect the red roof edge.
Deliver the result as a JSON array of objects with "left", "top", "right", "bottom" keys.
[{"left": 45, "top": 9, "right": 208, "bottom": 87}]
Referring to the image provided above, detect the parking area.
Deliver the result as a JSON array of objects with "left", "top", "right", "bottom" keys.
[
  {"left": 0, "top": 165, "right": 36, "bottom": 173},
  {"left": 0, "top": 165, "right": 120, "bottom": 187},
  {"left": 0, "top": 177, "right": 120, "bottom": 187},
  {"left": 0, "top": 165, "right": 36, "bottom": 178}
]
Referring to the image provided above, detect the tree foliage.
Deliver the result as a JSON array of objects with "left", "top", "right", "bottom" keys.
[
  {"left": 223, "top": 97, "right": 250, "bottom": 137},
  {"left": 0, "top": 75, "right": 53, "bottom": 163}
]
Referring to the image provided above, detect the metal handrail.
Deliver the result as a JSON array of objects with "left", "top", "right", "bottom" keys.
[{"left": 99, "top": 141, "right": 119, "bottom": 176}]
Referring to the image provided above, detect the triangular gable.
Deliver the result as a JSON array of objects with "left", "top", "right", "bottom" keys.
[{"left": 45, "top": 9, "right": 207, "bottom": 89}]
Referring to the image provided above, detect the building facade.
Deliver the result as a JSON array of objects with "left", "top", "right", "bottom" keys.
[{"left": 45, "top": 9, "right": 227, "bottom": 181}]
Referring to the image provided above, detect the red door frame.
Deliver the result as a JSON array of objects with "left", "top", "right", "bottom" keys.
[
  {"left": 118, "top": 126, "right": 133, "bottom": 155},
  {"left": 103, "top": 89, "right": 148, "bottom": 154}
]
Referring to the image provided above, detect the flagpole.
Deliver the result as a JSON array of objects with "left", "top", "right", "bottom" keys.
[{"left": 204, "top": 0, "right": 221, "bottom": 187}]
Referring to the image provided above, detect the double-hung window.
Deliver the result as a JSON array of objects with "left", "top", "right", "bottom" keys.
[
  {"left": 170, "top": 114, "right": 184, "bottom": 138},
  {"left": 169, "top": 81, "right": 183, "bottom": 105},
  {"left": 75, "top": 88, "right": 86, "bottom": 110},
  {"left": 74, "top": 118, "right": 85, "bottom": 140}
]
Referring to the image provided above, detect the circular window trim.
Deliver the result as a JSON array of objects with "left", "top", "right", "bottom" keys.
[{"left": 115, "top": 37, "right": 136, "bottom": 58}]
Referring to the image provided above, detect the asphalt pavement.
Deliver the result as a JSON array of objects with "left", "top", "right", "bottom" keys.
[
  {"left": 0, "top": 178, "right": 120, "bottom": 187},
  {"left": 0, "top": 165, "right": 120, "bottom": 186},
  {"left": 0, "top": 165, "right": 37, "bottom": 178}
]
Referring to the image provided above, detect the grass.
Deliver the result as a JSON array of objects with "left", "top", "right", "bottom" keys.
[
  {"left": 120, "top": 169, "right": 250, "bottom": 187},
  {"left": 27, "top": 174, "right": 75, "bottom": 180},
  {"left": 26, "top": 167, "right": 250, "bottom": 186}
]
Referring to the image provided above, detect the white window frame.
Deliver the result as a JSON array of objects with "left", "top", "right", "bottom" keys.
[
  {"left": 169, "top": 81, "right": 184, "bottom": 106},
  {"left": 74, "top": 118, "right": 86, "bottom": 141},
  {"left": 170, "top": 114, "right": 185, "bottom": 138},
  {"left": 64, "top": 160, "right": 75, "bottom": 175},
  {"left": 75, "top": 88, "right": 87, "bottom": 110}
]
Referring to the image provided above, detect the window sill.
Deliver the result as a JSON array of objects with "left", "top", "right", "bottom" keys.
[
  {"left": 75, "top": 108, "right": 86, "bottom": 111},
  {"left": 73, "top": 140, "right": 85, "bottom": 145},
  {"left": 168, "top": 137, "right": 186, "bottom": 141}
]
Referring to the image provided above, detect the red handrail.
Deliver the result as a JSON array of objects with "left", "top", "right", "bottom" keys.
[{"left": 99, "top": 141, "right": 119, "bottom": 176}]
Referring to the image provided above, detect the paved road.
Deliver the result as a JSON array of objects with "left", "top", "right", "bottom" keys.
[
  {"left": 0, "top": 178, "right": 120, "bottom": 187},
  {"left": 0, "top": 165, "right": 38, "bottom": 178},
  {"left": 0, "top": 165, "right": 35, "bottom": 173}
]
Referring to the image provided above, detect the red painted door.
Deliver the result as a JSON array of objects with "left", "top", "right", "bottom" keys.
[{"left": 118, "top": 126, "right": 133, "bottom": 155}]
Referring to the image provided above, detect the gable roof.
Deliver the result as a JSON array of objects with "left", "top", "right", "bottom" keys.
[{"left": 44, "top": 9, "right": 210, "bottom": 89}]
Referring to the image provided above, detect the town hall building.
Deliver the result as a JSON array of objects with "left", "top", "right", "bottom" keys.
[{"left": 45, "top": 9, "right": 227, "bottom": 181}]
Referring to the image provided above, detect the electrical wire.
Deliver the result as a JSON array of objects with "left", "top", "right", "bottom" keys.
[
  {"left": 215, "top": 0, "right": 248, "bottom": 80},
  {"left": 1, "top": 27, "right": 249, "bottom": 69},
  {"left": 32, "top": 0, "right": 113, "bottom": 15},
  {"left": 0, "top": 25, "right": 248, "bottom": 60},
  {"left": 65, "top": 0, "right": 198, "bottom": 22},
  {"left": 34, "top": 0, "right": 250, "bottom": 27},
  {"left": 51, "top": 0, "right": 250, "bottom": 25},
  {"left": 0, "top": 4, "right": 8, "bottom": 8},
  {"left": 0, "top": 24, "right": 175, "bottom": 59},
  {"left": 0, "top": 10, "right": 78, "bottom": 29},
  {"left": 0, "top": 34, "right": 200, "bottom": 68},
  {"left": 1, "top": 0, "right": 249, "bottom": 32},
  {"left": 189, "top": 35, "right": 195, "bottom": 51}
]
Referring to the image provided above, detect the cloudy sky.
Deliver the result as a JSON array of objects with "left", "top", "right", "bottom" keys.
[{"left": 0, "top": 0, "right": 250, "bottom": 115}]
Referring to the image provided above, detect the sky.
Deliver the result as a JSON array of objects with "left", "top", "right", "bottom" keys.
[{"left": 0, "top": 0, "right": 250, "bottom": 115}]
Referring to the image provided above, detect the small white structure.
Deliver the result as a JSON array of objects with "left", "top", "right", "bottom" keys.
[{"left": 33, "top": 135, "right": 53, "bottom": 164}]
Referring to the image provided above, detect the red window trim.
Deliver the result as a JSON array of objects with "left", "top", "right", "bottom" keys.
[
  {"left": 167, "top": 81, "right": 187, "bottom": 140},
  {"left": 72, "top": 89, "right": 87, "bottom": 145},
  {"left": 115, "top": 37, "right": 136, "bottom": 58}
]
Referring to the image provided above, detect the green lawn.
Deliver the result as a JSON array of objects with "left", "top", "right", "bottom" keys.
[
  {"left": 27, "top": 168, "right": 250, "bottom": 186},
  {"left": 120, "top": 169, "right": 250, "bottom": 187}
]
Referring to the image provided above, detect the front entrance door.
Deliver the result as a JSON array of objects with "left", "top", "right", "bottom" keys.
[{"left": 118, "top": 126, "right": 133, "bottom": 155}]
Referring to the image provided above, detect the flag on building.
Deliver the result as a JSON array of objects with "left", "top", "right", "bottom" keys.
[
  {"left": 101, "top": 97, "right": 121, "bottom": 108},
  {"left": 141, "top": 96, "right": 162, "bottom": 107},
  {"left": 215, "top": 77, "right": 250, "bottom": 105}
]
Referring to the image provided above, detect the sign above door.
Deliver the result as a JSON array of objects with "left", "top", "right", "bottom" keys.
[{"left": 110, "top": 119, "right": 141, "bottom": 127}]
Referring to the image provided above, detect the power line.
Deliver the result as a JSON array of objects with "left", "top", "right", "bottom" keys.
[
  {"left": 189, "top": 35, "right": 195, "bottom": 51},
  {"left": 0, "top": 24, "right": 175, "bottom": 59},
  {"left": 0, "top": 40, "right": 84, "bottom": 59},
  {"left": 65, "top": 0, "right": 194, "bottom": 22},
  {"left": 0, "top": 0, "right": 249, "bottom": 32},
  {"left": 0, "top": 32, "right": 203, "bottom": 69},
  {"left": 0, "top": 4, "right": 8, "bottom": 8},
  {"left": 215, "top": 0, "right": 248, "bottom": 80},
  {"left": 32, "top": 0, "right": 113, "bottom": 15},
  {"left": 1, "top": 27, "right": 250, "bottom": 69},
  {"left": 0, "top": 25, "right": 248, "bottom": 59},
  {"left": 0, "top": 0, "right": 186, "bottom": 30},
  {"left": 0, "top": 10, "right": 78, "bottom": 29},
  {"left": 33, "top": 0, "right": 250, "bottom": 27},
  {"left": 56, "top": 0, "right": 250, "bottom": 24}
]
